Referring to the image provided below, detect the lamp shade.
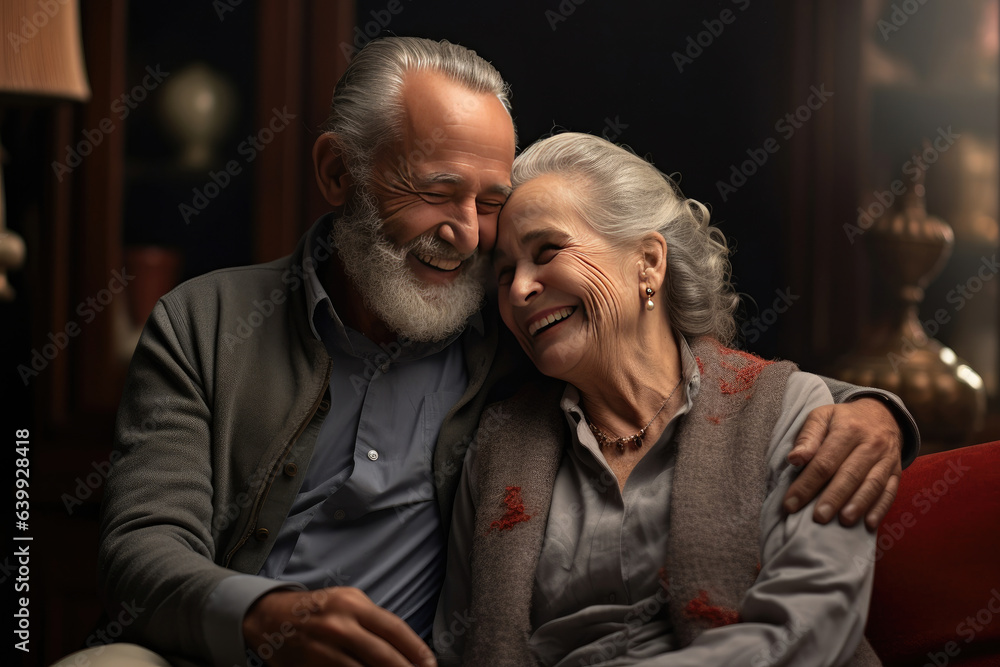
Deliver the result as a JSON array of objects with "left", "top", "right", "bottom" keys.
[{"left": 0, "top": 0, "right": 90, "bottom": 100}]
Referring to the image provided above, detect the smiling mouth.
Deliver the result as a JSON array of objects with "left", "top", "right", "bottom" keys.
[
  {"left": 414, "top": 253, "right": 463, "bottom": 272},
  {"left": 528, "top": 306, "right": 577, "bottom": 336}
]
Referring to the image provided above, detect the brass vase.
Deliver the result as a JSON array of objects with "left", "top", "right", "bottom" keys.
[{"left": 832, "top": 175, "right": 986, "bottom": 451}]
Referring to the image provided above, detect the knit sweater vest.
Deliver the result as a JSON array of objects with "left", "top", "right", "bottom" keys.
[{"left": 463, "top": 338, "right": 880, "bottom": 666}]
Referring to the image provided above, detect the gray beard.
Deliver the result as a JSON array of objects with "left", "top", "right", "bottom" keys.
[{"left": 331, "top": 188, "right": 486, "bottom": 342}]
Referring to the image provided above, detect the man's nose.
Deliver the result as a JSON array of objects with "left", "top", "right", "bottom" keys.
[{"left": 437, "top": 199, "right": 480, "bottom": 256}]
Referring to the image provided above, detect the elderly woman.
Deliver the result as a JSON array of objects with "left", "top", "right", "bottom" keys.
[{"left": 434, "top": 133, "right": 881, "bottom": 666}]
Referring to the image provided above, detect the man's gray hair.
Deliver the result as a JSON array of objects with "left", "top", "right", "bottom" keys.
[
  {"left": 510, "top": 132, "right": 738, "bottom": 344},
  {"left": 324, "top": 36, "right": 514, "bottom": 178}
]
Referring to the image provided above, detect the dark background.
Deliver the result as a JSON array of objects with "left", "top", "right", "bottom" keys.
[
  {"left": 356, "top": 0, "right": 794, "bottom": 357},
  {"left": 2, "top": 1, "right": 997, "bottom": 664}
]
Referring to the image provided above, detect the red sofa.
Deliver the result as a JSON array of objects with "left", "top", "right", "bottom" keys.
[{"left": 866, "top": 441, "right": 1000, "bottom": 665}]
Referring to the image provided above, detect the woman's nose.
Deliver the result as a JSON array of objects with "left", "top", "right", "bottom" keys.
[{"left": 509, "top": 266, "right": 541, "bottom": 304}]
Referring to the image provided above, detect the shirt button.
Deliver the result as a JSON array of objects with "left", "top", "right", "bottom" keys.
[
  {"left": 254, "top": 528, "right": 269, "bottom": 542},
  {"left": 608, "top": 593, "right": 616, "bottom": 603},
  {"left": 380, "top": 361, "right": 390, "bottom": 373},
  {"left": 283, "top": 462, "right": 298, "bottom": 477},
  {"left": 333, "top": 509, "right": 346, "bottom": 520},
  {"left": 318, "top": 398, "right": 331, "bottom": 412},
  {"left": 367, "top": 449, "right": 379, "bottom": 461}
]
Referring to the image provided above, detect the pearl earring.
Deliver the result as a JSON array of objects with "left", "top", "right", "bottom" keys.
[{"left": 645, "top": 287, "right": 655, "bottom": 311}]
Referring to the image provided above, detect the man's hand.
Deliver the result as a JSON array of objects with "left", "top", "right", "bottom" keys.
[
  {"left": 243, "top": 587, "right": 437, "bottom": 667},
  {"left": 782, "top": 398, "right": 903, "bottom": 531}
]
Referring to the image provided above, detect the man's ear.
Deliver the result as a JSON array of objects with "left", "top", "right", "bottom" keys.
[
  {"left": 312, "top": 132, "right": 354, "bottom": 208},
  {"left": 638, "top": 232, "right": 668, "bottom": 289}
]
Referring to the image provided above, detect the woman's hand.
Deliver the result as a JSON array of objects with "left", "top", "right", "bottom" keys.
[{"left": 781, "top": 398, "right": 903, "bottom": 531}]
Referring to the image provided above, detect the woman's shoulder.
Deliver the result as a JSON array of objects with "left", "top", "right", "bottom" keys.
[
  {"left": 764, "top": 371, "right": 834, "bottom": 471},
  {"left": 474, "top": 377, "right": 567, "bottom": 457},
  {"left": 783, "top": 371, "right": 835, "bottom": 410}
]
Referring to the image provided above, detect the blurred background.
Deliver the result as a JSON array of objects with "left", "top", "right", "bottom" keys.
[{"left": 1, "top": 0, "right": 997, "bottom": 664}]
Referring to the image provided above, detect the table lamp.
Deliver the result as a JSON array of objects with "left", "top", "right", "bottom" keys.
[{"left": 0, "top": 0, "right": 90, "bottom": 300}]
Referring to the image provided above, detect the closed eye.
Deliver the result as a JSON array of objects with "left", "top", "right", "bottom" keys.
[
  {"left": 496, "top": 268, "right": 513, "bottom": 287},
  {"left": 477, "top": 200, "right": 504, "bottom": 212},
  {"left": 418, "top": 192, "right": 450, "bottom": 203},
  {"left": 494, "top": 261, "right": 514, "bottom": 286},
  {"left": 536, "top": 244, "right": 561, "bottom": 263}
]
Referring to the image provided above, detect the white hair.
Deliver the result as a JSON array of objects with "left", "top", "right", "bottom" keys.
[
  {"left": 510, "top": 132, "right": 738, "bottom": 344},
  {"left": 331, "top": 182, "right": 488, "bottom": 342},
  {"left": 324, "top": 36, "right": 515, "bottom": 178}
]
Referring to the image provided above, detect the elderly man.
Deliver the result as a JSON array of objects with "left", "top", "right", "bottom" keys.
[{"left": 59, "top": 37, "right": 916, "bottom": 667}]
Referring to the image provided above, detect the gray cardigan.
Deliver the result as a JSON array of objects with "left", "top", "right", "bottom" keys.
[{"left": 98, "top": 219, "right": 505, "bottom": 664}]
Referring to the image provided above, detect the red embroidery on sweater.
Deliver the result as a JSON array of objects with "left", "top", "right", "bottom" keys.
[
  {"left": 705, "top": 416, "right": 721, "bottom": 424},
  {"left": 487, "top": 486, "right": 531, "bottom": 533},
  {"left": 713, "top": 342, "right": 774, "bottom": 396},
  {"left": 684, "top": 590, "right": 741, "bottom": 627},
  {"left": 695, "top": 356, "right": 704, "bottom": 377}
]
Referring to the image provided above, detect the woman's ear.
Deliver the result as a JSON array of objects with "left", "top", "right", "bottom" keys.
[
  {"left": 638, "top": 232, "right": 668, "bottom": 290},
  {"left": 312, "top": 133, "right": 354, "bottom": 208}
]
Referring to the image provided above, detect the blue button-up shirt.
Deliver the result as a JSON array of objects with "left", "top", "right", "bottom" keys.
[{"left": 205, "top": 220, "right": 478, "bottom": 666}]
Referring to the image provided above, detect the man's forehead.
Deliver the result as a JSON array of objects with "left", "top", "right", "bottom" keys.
[
  {"left": 374, "top": 70, "right": 515, "bottom": 218},
  {"left": 401, "top": 70, "right": 484, "bottom": 120},
  {"left": 398, "top": 70, "right": 514, "bottom": 146}
]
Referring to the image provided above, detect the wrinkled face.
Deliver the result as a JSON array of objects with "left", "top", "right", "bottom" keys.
[
  {"left": 494, "top": 173, "right": 640, "bottom": 380},
  {"left": 368, "top": 69, "right": 516, "bottom": 273},
  {"left": 334, "top": 70, "right": 516, "bottom": 342}
]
